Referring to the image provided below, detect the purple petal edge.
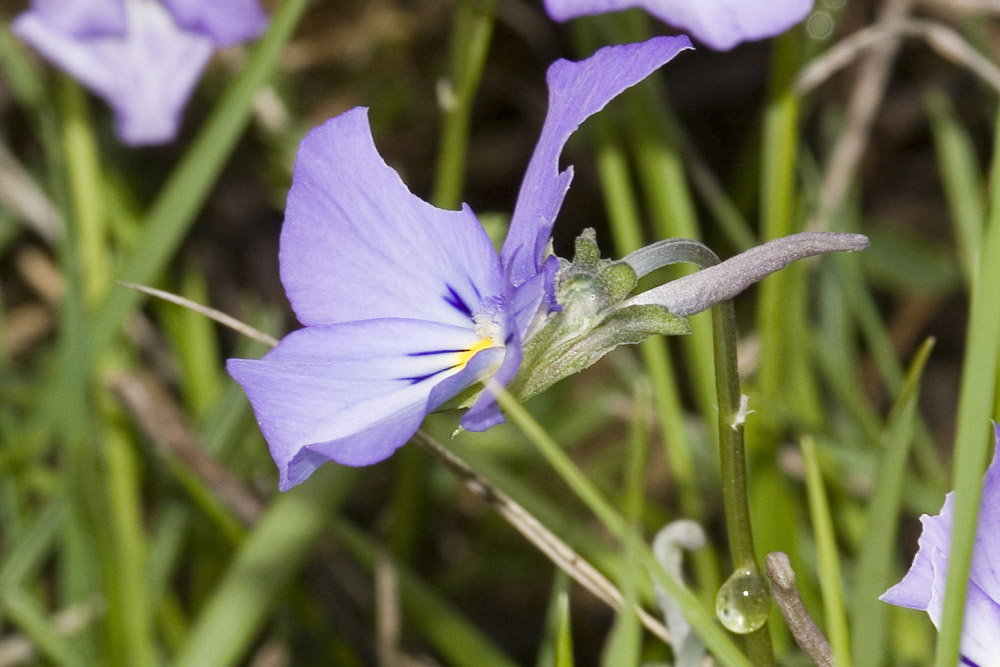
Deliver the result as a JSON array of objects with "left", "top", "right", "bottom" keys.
[
  {"left": 500, "top": 35, "right": 692, "bottom": 288},
  {"left": 881, "top": 422, "right": 1000, "bottom": 660},
  {"left": 160, "top": 0, "right": 268, "bottom": 47},
  {"left": 542, "top": 0, "right": 814, "bottom": 51}
]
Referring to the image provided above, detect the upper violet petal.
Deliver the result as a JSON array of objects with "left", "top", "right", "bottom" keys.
[
  {"left": 280, "top": 107, "right": 506, "bottom": 328},
  {"left": 226, "top": 318, "right": 497, "bottom": 490},
  {"left": 13, "top": 0, "right": 213, "bottom": 145},
  {"left": 30, "top": 0, "right": 127, "bottom": 37},
  {"left": 160, "top": 0, "right": 267, "bottom": 47},
  {"left": 500, "top": 36, "right": 692, "bottom": 287},
  {"left": 543, "top": 0, "right": 814, "bottom": 51}
]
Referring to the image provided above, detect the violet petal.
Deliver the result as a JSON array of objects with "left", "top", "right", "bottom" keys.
[
  {"left": 280, "top": 107, "right": 507, "bottom": 329},
  {"left": 30, "top": 0, "right": 127, "bottom": 37},
  {"left": 227, "top": 319, "right": 505, "bottom": 490},
  {"left": 882, "top": 424, "right": 1000, "bottom": 661},
  {"left": 500, "top": 35, "right": 692, "bottom": 287},
  {"left": 13, "top": 0, "right": 213, "bottom": 145},
  {"left": 543, "top": 0, "right": 814, "bottom": 51},
  {"left": 160, "top": 0, "right": 267, "bottom": 47}
]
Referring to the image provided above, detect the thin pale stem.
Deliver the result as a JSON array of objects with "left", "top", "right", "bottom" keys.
[
  {"left": 626, "top": 232, "right": 869, "bottom": 316},
  {"left": 765, "top": 552, "right": 833, "bottom": 667}
]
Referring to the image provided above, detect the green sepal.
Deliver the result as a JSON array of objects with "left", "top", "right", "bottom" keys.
[
  {"left": 509, "top": 303, "right": 689, "bottom": 401},
  {"left": 434, "top": 229, "right": 691, "bottom": 416},
  {"left": 506, "top": 229, "right": 690, "bottom": 401}
]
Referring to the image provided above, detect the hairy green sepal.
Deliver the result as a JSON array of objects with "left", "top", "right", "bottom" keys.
[{"left": 507, "top": 229, "right": 690, "bottom": 401}]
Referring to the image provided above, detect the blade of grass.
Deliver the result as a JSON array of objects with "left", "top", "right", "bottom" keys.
[
  {"left": 536, "top": 570, "right": 573, "bottom": 667},
  {"left": 99, "top": 411, "right": 156, "bottom": 667},
  {"left": 0, "top": 497, "right": 66, "bottom": 590},
  {"left": 934, "top": 109, "right": 1000, "bottom": 666},
  {"left": 82, "top": 0, "right": 309, "bottom": 367},
  {"left": 590, "top": 101, "right": 704, "bottom": 534},
  {"left": 329, "top": 516, "right": 521, "bottom": 667},
  {"left": 431, "top": 0, "right": 497, "bottom": 210},
  {"left": 0, "top": 587, "right": 88, "bottom": 667},
  {"left": 756, "top": 30, "right": 822, "bottom": 432},
  {"left": 799, "top": 435, "right": 850, "bottom": 666},
  {"left": 852, "top": 338, "right": 935, "bottom": 667},
  {"left": 156, "top": 269, "right": 224, "bottom": 419},
  {"left": 58, "top": 77, "right": 108, "bottom": 304},
  {"left": 174, "top": 465, "right": 358, "bottom": 667},
  {"left": 601, "top": 381, "right": 651, "bottom": 667},
  {"left": 925, "top": 89, "right": 984, "bottom": 286},
  {"left": 489, "top": 383, "right": 749, "bottom": 666}
]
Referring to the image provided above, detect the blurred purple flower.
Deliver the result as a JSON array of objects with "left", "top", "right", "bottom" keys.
[
  {"left": 543, "top": 0, "right": 814, "bottom": 51},
  {"left": 881, "top": 423, "right": 1000, "bottom": 664},
  {"left": 13, "top": 0, "right": 267, "bottom": 145},
  {"left": 227, "top": 36, "right": 692, "bottom": 490}
]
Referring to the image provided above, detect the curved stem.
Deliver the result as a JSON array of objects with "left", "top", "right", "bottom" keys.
[
  {"left": 628, "top": 239, "right": 784, "bottom": 662},
  {"left": 621, "top": 237, "right": 719, "bottom": 278},
  {"left": 626, "top": 232, "right": 868, "bottom": 316}
]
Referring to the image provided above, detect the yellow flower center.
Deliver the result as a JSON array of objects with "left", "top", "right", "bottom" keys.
[{"left": 455, "top": 337, "right": 495, "bottom": 370}]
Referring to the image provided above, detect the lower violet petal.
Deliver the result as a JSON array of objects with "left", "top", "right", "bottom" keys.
[{"left": 227, "top": 318, "right": 502, "bottom": 489}]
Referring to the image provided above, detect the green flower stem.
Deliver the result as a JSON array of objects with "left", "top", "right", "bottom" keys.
[
  {"left": 631, "top": 238, "right": 774, "bottom": 662},
  {"left": 712, "top": 298, "right": 773, "bottom": 665},
  {"left": 58, "top": 77, "right": 107, "bottom": 305}
]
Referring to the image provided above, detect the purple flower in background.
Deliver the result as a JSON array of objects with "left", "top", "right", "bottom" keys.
[
  {"left": 227, "top": 36, "right": 692, "bottom": 490},
  {"left": 13, "top": 0, "right": 267, "bottom": 145},
  {"left": 881, "top": 423, "right": 1000, "bottom": 664},
  {"left": 544, "top": 0, "right": 814, "bottom": 51}
]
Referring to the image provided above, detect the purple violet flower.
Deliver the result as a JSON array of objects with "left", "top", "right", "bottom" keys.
[
  {"left": 227, "top": 36, "right": 693, "bottom": 490},
  {"left": 881, "top": 423, "right": 1000, "bottom": 664},
  {"left": 13, "top": 0, "right": 268, "bottom": 145},
  {"left": 543, "top": 0, "right": 815, "bottom": 51}
]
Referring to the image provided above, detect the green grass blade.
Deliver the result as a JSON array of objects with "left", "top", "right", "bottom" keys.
[
  {"left": 591, "top": 105, "right": 705, "bottom": 531},
  {"left": 925, "top": 89, "right": 985, "bottom": 285},
  {"left": 0, "top": 587, "right": 88, "bottom": 667},
  {"left": 852, "top": 338, "right": 935, "bottom": 667},
  {"left": 329, "top": 516, "right": 521, "bottom": 667},
  {"left": 935, "top": 110, "right": 1000, "bottom": 666},
  {"left": 536, "top": 570, "right": 573, "bottom": 667},
  {"left": 432, "top": 0, "right": 497, "bottom": 210},
  {"left": 85, "top": 0, "right": 310, "bottom": 363},
  {"left": 157, "top": 268, "right": 224, "bottom": 419},
  {"left": 99, "top": 419, "right": 156, "bottom": 666},
  {"left": 58, "top": 77, "right": 108, "bottom": 305},
  {"left": 491, "top": 385, "right": 749, "bottom": 666},
  {"left": 0, "top": 497, "right": 65, "bottom": 589},
  {"left": 799, "top": 435, "right": 850, "bottom": 666},
  {"left": 174, "top": 466, "right": 358, "bottom": 667}
]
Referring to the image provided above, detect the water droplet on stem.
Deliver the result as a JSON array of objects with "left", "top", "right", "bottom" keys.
[{"left": 715, "top": 567, "right": 770, "bottom": 634}]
